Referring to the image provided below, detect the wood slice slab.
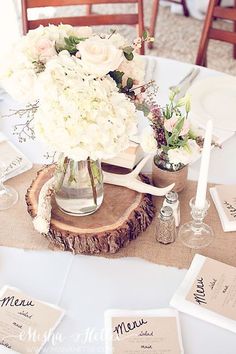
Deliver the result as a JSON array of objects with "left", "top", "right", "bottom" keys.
[{"left": 26, "top": 165, "right": 155, "bottom": 254}]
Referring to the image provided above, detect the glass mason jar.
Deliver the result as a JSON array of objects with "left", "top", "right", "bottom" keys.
[
  {"left": 54, "top": 155, "right": 104, "bottom": 216},
  {"left": 154, "top": 150, "right": 183, "bottom": 172},
  {"left": 152, "top": 150, "right": 188, "bottom": 193}
]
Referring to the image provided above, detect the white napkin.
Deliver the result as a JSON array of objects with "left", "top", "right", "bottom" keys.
[
  {"left": 170, "top": 254, "right": 236, "bottom": 334},
  {"left": 0, "top": 133, "right": 32, "bottom": 181},
  {"left": 0, "top": 346, "right": 20, "bottom": 354},
  {"left": 210, "top": 187, "right": 236, "bottom": 232},
  {"left": 189, "top": 120, "right": 235, "bottom": 165}
]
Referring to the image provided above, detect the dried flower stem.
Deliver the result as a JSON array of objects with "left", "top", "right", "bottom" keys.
[
  {"left": 87, "top": 157, "right": 98, "bottom": 206},
  {"left": 3, "top": 101, "right": 39, "bottom": 142},
  {"left": 132, "top": 80, "right": 156, "bottom": 92}
]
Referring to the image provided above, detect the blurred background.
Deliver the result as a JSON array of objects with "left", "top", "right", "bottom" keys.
[{"left": 0, "top": 0, "right": 235, "bottom": 75}]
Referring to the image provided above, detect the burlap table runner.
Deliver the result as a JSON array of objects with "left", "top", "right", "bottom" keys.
[{"left": 1, "top": 165, "right": 236, "bottom": 269}]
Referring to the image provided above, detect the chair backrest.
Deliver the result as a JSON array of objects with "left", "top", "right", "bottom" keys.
[
  {"left": 163, "top": 0, "right": 189, "bottom": 17},
  {"left": 21, "top": 0, "right": 145, "bottom": 53},
  {"left": 196, "top": 0, "right": 236, "bottom": 66},
  {"left": 207, "top": 1, "right": 236, "bottom": 44}
]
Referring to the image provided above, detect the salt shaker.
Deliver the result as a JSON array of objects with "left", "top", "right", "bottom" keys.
[
  {"left": 163, "top": 191, "right": 180, "bottom": 227},
  {"left": 156, "top": 206, "right": 176, "bottom": 244}
]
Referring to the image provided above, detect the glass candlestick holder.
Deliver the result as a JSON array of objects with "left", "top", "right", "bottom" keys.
[
  {"left": 0, "top": 161, "right": 18, "bottom": 210},
  {"left": 179, "top": 197, "right": 214, "bottom": 249}
]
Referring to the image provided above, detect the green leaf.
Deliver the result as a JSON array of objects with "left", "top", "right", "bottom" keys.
[
  {"left": 69, "top": 36, "right": 86, "bottom": 44},
  {"left": 70, "top": 36, "right": 80, "bottom": 44},
  {"left": 173, "top": 117, "right": 185, "bottom": 136},
  {"left": 136, "top": 103, "right": 150, "bottom": 116},
  {"left": 123, "top": 46, "right": 134, "bottom": 61},
  {"left": 126, "top": 78, "right": 133, "bottom": 90},
  {"left": 64, "top": 37, "right": 71, "bottom": 46},
  {"left": 161, "top": 144, "right": 169, "bottom": 153},
  {"left": 91, "top": 161, "right": 103, "bottom": 184},
  {"left": 169, "top": 117, "right": 185, "bottom": 145},
  {"left": 62, "top": 36, "right": 87, "bottom": 55},
  {"left": 164, "top": 104, "right": 172, "bottom": 119},
  {"left": 123, "top": 46, "right": 134, "bottom": 54},
  {"left": 108, "top": 29, "right": 116, "bottom": 39},
  {"left": 169, "top": 88, "right": 179, "bottom": 102},
  {"left": 109, "top": 70, "right": 124, "bottom": 85},
  {"left": 124, "top": 52, "right": 134, "bottom": 61},
  {"left": 143, "top": 30, "right": 148, "bottom": 40},
  {"left": 167, "top": 135, "right": 174, "bottom": 146}
]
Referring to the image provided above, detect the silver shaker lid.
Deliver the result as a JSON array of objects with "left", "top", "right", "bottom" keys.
[
  {"left": 160, "top": 206, "right": 173, "bottom": 219},
  {"left": 165, "top": 191, "right": 178, "bottom": 204}
]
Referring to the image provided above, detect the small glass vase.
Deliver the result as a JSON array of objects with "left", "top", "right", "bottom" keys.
[
  {"left": 152, "top": 151, "right": 188, "bottom": 193},
  {"left": 54, "top": 155, "right": 104, "bottom": 216}
]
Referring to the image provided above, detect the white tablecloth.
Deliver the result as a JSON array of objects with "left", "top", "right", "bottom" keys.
[{"left": 0, "top": 57, "right": 236, "bottom": 353}]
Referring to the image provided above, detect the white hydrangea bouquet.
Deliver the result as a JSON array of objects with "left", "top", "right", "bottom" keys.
[
  {"left": 1, "top": 24, "right": 151, "bottom": 161},
  {"left": 0, "top": 24, "right": 153, "bottom": 217}
]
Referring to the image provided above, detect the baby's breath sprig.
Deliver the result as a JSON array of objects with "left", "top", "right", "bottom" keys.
[
  {"left": 3, "top": 101, "right": 39, "bottom": 142},
  {"left": 43, "top": 151, "right": 58, "bottom": 164},
  {"left": 133, "top": 30, "right": 154, "bottom": 50}
]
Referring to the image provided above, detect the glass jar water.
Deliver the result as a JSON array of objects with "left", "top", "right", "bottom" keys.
[{"left": 55, "top": 155, "right": 104, "bottom": 216}]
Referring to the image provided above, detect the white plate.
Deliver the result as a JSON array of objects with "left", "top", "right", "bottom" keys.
[{"left": 188, "top": 76, "right": 236, "bottom": 132}]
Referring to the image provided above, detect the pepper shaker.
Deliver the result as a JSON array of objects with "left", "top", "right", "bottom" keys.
[
  {"left": 163, "top": 191, "right": 180, "bottom": 227},
  {"left": 156, "top": 206, "right": 177, "bottom": 244}
]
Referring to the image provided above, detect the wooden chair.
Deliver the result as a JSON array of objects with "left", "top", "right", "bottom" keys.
[
  {"left": 148, "top": 0, "right": 189, "bottom": 49},
  {"left": 196, "top": 0, "right": 236, "bottom": 66},
  {"left": 21, "top": 0, "right": 145, "bottom": 54}
]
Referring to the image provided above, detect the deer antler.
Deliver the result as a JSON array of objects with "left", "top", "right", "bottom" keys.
[{"left": 103, "top": 155, "right": 175, "bottom": 196}]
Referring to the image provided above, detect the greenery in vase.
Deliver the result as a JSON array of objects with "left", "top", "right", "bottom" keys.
[
  {"left": 55, "top": 155, "right": 102, "bottom": 206},
  {"left": 141, "top": 89, "right": 214, "bottom": 171}
]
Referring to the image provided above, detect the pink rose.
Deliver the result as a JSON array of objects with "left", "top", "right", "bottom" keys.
[
  {"left": 36, "top": 38, "right": 57, "bottom": 63},
  {"left": 164, "top": 115, "right": 190, "bottom": 136}
]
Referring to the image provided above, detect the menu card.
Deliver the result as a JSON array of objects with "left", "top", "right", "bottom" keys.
[
  {"left": 0, "top": 286, "right": 64, "bottom": 354},
  {"left": 0, "top": 345, "right": 19, "bottom": 353},
  {"left": 105, "top": 309, "right": 184, "bottom": 354},
  {"left": 210, "top": 185, "right": 236, "bottom": 232},
  {"left": 170, "top": 254, "right": 236, "bottom": 333}
]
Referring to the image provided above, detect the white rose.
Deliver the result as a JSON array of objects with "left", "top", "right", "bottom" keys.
[
  {"left": 168, "top": 148, "right": 190, "bottom": 166},
  {"left": 168, "top": 140, "right": 200, "bottom": 166},
  {"left": 77, "top": 36, "right": 124, "bottom": 77},
  {"left": 140, "top": 127, "right": 157, "bottom": 154}
]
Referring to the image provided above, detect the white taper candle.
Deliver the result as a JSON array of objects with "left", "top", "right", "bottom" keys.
[{"left": 195, "top": 119, "right": 213, "bottom": 209}]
